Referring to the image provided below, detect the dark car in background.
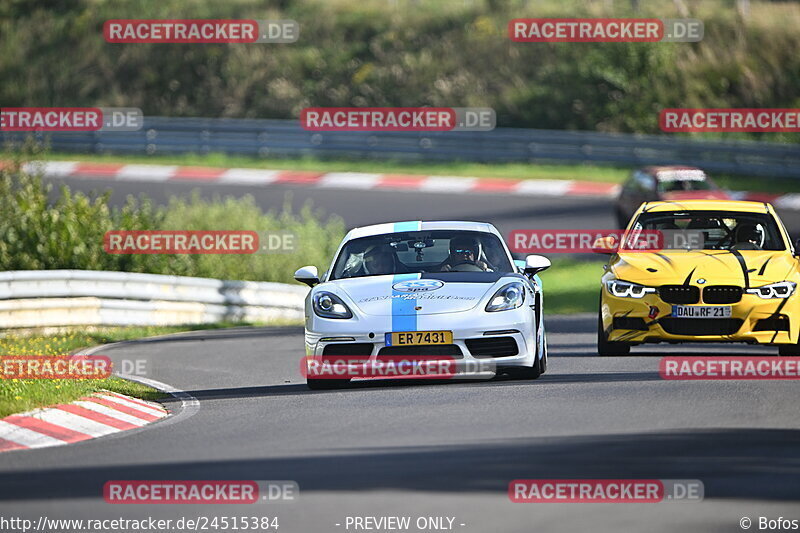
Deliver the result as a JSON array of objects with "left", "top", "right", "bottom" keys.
[{"left": 614, "top": 166, "right": 729, "bottom": 228}]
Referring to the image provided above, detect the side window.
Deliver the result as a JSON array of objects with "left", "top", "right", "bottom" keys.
[{"left": 634, "top": 171, "right": 654, "bottom": 192}]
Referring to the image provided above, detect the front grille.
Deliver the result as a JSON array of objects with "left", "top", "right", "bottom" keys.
[
  {"left": 658, "top": 285, "right": 700, "bottom": 304},
  {"left": 703, "top": 285, "right": 743, "bottom": 304},
  {"left": 465, "top": 337, "right": 519, "bottom": 358},
  {"left": 378, "top": 344, "right": 463, "bottom": 358},
  {"left": 660, "top": 318, "right": 743, "bottom": 336},
  {"left": 612, "top": 317, "right": 648, "bottom": 331},
  {"left": 322, "top": 343, "right": 373, "bottom": 358},
  {"left": 754, "top": 316, "right": 790, "bottom": 332}
]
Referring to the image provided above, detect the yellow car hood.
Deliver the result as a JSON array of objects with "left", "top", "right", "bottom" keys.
[{"left": 612, "top": 250, "right": 798, "bottom": 287}]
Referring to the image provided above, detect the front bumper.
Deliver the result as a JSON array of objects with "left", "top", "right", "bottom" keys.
[
  {"left": 601, "top": 289, "right": 800, "bottom": 345},
  {"left": 305, "top": 308, "right": 537, "bottom": 368}
]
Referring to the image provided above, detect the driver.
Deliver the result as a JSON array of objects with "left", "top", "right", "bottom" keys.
[
  {"left": 440, "top": 236, "right": 489, "bottom": 272},
  {"left": 731, "top": 223, "right": 764, "bottom": 251},
  {"left": 363, "top": 244, "right": 401, "bottom": 275}
]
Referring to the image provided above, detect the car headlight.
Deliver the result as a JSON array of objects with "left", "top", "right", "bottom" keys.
[
  {"left": 486, "top": 282, "right": 526, "bottom": 312},
  {"left": 606, "top": 279, "right": 656, "bottom": 299},
  {"left": 746, "top": 281, "right": 796, "bottom": 299},
  {"left": 313, "top": 291, "right": 353, "bottom": 319}
]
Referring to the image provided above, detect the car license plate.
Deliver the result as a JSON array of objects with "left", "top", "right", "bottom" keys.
[
  {"left": 386, "top": 331, "right": 453, "bottom": 346},
  {"left": 671, "top": 305, "right": 732, "bottom": 318}
]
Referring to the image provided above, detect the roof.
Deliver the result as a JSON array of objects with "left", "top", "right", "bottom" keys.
[
  {"left": 344, "top": 220, "right": 499, "bottom": 240},
  {"left": 640, "top": 200, "right": 771, "bottom": 214},
  {"left": 642, "top": 166, "right": 707, "bottom": 181}
]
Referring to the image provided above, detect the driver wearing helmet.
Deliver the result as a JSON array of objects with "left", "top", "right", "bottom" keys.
[
  {"left": 363, "top": 244, "right": 396, "bottom": 275},
  {"left": 341, "top": 243, "right": 404, "bottom": 277},
  {"left": 731, "top": 223, "right": 765, "bottom": 251},
  {"left": 440, "top": 235, "right": 489, "bottom": 272}
]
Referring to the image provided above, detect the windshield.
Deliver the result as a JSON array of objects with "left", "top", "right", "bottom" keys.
[
  {"left": 632, "top": 210, "right": 786, "bottom": 251},
  {"left": 330, "top": 230, "right": 513, "bottom": 280},
  {"left": 657, "top": 178, "right": 712, "bottom": 193}
]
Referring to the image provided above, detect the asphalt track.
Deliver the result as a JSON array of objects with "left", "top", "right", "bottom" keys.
[
  {"left": 41, "top": 173, "right": 800, "bottom": 238},
  {"left": 0, "top": 317, "right": 798, "bottom": 532},
  {"left": 0, "top": 173, "right": 797, "bottom": 532}
]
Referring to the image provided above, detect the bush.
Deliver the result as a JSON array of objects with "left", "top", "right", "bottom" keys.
[
  {"left": 0, "top": 155, "right": 345, "bottom": 283},
  {"left": 1, "top": 0, "right": 798, "bottom": 140}
]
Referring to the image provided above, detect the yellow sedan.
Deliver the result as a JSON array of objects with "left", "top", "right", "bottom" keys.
[{"left": 597, "top": 200, "right": 800, "bottom": 356}]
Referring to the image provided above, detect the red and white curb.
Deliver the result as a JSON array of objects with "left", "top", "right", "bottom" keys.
[
  {"left": 0, "top": 390, "right": 168, "bottom": 453},
  {"left": 20, "top": 160, "right": 620, "bottom": 198},
  {"left": 10, "top": 160, "right": 796, "bottom": 208}
]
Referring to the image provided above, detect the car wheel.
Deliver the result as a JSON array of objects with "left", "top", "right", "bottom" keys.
[
  {"left": 306, "top": 378, "right": 350, "bottom": 390},
  {"left": 507, "top": 365, "right": 542, "bottom": 380},
  {"left": 540, "top": 341, "right": 548, "bottom": 374},
  {"left": 597, "top": 313, "right": 630, "bottom": 356},
  {"left": 503, "top": 354, "right": 543, "bottom": 380}
]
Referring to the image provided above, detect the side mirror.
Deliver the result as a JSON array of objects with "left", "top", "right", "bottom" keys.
[
  {"left": 294, "top": 266, "right": 319, "bottom": 287},
  {"left": 592, "top": 236, "right": 618, "bottom": 254},
  {"left": 524, "top": 254, "right": 551, "bottom": 275},
  {"left": 795, "top": 238, "right": 800, "bottom": 256}
]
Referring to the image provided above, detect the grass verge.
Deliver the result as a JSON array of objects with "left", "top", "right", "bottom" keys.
[
  {"left": 23, "top": 151, "right": 794, "bottom": 194},
  {"left": 539, "top": 258, "right": 604, "bottom": 315},
  {"left": 0, "top": 322, "right": 277, "bottom": 418}
]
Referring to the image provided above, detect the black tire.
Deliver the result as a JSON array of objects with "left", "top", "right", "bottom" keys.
[
  {"left": 778, "top": 342, "right": 800, "bottom": 356},
  {"left": 597, "top": 313, "right": 630, "bottom": 356},
  {"left": 306, "top": 378, "right": 350, "bottom": 390},
  {"left": 540, "top": 337, "right": 548, "bottom": 374},
  {"left": 504, "top": 354, "right": 543, "bottom": 380}
]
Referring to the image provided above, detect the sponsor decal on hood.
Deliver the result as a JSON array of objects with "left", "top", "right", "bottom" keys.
[
  {"left": 613, "top": 250, "right": 796, "bottom": 287},
  {"left": 392, "top": 279, "right": 444, "bottom": 292}
]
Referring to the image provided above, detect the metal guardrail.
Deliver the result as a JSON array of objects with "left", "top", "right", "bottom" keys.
[
  {"left": 4, "top": 117, "right": 800, "bottom": 179},
  {"left": 0, "top": 270, "right": 307, "bottom": 328}
]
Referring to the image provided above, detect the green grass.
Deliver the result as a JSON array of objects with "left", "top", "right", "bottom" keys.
[
  {"left": 712, "top": 175, "right": 799, "bottom": 195},
  {"left": 19, "top": 151, "right": 798, "bottom": 193},
  {"left": 540, "top": 258, "right": 604, "bottom": 315},
  {"left": 0, "top": 322, "right": 296, "bottom": 418}
]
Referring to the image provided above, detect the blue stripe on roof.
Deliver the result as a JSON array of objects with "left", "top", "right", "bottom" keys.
[{"left": 393, "top": 221, "right": 421, "bottom": 232}]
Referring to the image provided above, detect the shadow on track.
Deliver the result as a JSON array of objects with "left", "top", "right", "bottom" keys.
[
  {"left": 1, "top": 428, "right": 798, "bottom": 502},
  {"left": 180, "top": 369, "right": 662, "bottom": 399}
]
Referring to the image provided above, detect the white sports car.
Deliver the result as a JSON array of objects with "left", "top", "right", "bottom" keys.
[{"left": 294, "top": 221, "right": 551, "bottom": 389}]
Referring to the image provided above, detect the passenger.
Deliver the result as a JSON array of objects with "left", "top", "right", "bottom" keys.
[{"left": 440, "top": 236, "right": 489, "bottom": 271}]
